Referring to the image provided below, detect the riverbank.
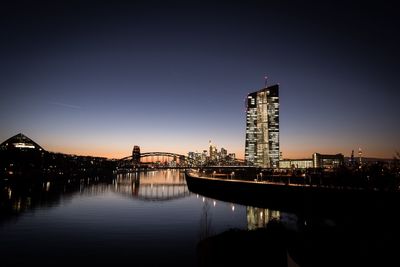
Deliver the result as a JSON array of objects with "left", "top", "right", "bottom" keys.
[{"left": 185, "top": 171, "right": 400, "bottom": 217}]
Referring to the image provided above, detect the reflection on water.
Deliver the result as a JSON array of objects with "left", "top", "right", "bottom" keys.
[
  {"left": 247, "top": 206, "right": 280, "bottom": 230},
  {"left": 1, "top": 170, "right": 400, "bottom": 266},
  {"left": 0, "top": 170, "right": 191, "bottom": 222},
  {"left": 199, "top": 198, "right": 215, "bottom": 241},
  {"left": 114, "top": 170, "right": 190, "bottom": 200},
  {"left": 0, "top": 170, "right": 247, "bottom": 266},
  {"left": 0, "top": 176, "right": 113, "bottom": 223}
]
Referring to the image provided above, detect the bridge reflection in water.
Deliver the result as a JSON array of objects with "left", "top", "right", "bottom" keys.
[{"left": 113, "top": 170, "right": 191, "bottom": 201}]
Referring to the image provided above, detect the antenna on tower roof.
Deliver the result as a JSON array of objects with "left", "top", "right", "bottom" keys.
[{"left": 264, "top": 75, "right": 268, "bottom": 88}]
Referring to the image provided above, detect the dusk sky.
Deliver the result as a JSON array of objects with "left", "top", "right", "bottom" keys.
[{"left": 1, "top": 0, "right": 399, "bottom": 159}]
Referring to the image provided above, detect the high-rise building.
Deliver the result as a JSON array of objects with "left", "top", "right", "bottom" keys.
[
  {"left": 245, "top": 84, "right": 279, "bottom": 168},
  {"left": 220, "top": 147, "right": 227, "bottom": 160},
  {"left": 208, "top": 140, "right": 217, "bottom": 161}
]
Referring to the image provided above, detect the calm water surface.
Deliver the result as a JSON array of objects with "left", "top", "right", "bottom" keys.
[
  {"left": 0, "top": 170, "right": 288, "bottom": 266},
  {"left": 2, "top": 170, "right": 400, "bottom": 267}
]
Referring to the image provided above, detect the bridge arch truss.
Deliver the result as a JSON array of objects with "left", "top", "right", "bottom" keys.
[
  {"left": 119, "top": 152, "right": 195, "bottom": 166},
  {"left": 118, "top": 152, "right": 246, "bottom": 168}
]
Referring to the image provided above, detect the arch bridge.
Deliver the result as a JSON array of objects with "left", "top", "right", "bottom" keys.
[
  {"left": 120, "top": 152, "right": 193, "bottom": 163},
  {"left": 117, "top": 147, "right": 246, "bottom": 168},
  {"left": 118, "top": 151, "right": 194, "bottom": 168}
]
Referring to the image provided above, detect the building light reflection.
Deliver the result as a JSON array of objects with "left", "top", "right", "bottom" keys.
[{"left": 247, "top": 207, "right": 280, "bottom": 230}]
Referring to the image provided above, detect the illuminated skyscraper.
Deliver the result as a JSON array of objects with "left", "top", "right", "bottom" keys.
[
  {"left": 245, "top": 84, "right": 279, "bottom": 168},
  {"left": 208, "top": 140, "right": 217, "bottom": 161}
]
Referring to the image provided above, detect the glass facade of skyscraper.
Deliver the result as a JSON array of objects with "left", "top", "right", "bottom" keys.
[{"left": 245, "top": 85, "right": 279, "bottom": 168}]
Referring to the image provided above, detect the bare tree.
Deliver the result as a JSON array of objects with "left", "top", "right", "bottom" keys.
[{"left": 199, "top": 198, "right": 213, "bottom": 241}]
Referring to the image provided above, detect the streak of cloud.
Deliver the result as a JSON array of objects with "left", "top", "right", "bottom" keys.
[{"left": 49, "top": 101, "right": 82, "bottom": 110}]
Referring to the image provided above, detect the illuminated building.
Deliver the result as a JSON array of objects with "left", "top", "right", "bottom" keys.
[
  {"left": 279, "top": 159, "right": 313, "bottom": 169},
  {"left": 208, "top": 140, "right": 217, "bottom": 161},
  {"left": 0, "top": 133, "right": 44, "bottom": 152},
  {"left": 280, "top": 153, "right": 344, "bottom": 169},
  {"left": 312, "top": 153, "right": 344, "bottom": 168},
  {"left": 245, "top": 84, "right": 279, "bottom": 168},
  {"left": 220, "top": 147, "right": 227, "bottom": 160},
  {"left": 0, "top": 133, "right": 45, "bottom": 175},
  {"left": 188, "top": 151, "right": 196, "bottom": 160}
]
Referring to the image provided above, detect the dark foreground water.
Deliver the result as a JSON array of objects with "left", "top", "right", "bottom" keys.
[{"left": 1, "top": 170, "right": 400, "bottom": 266}]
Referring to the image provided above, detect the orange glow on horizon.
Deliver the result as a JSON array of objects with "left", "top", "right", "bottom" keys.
[
  {"left": 45, "top": 145, "right": 128, "bottom": 159},
  {"left": 45, "top": 145, "right": 246, "bottom": 160},
  {"left": 44, "top": 144, "right": 395, "bottom": 160}
]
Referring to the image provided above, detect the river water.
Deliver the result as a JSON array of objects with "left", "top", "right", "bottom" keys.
[{"left": 1, "top": 170, "right": 399, "bottom": 266}]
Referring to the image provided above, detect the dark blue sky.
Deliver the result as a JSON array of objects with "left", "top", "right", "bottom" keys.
[{"left": 1, "top": 0, "right": 399, "bottom": 158}]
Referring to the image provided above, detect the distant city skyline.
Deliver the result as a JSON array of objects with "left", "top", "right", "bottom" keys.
[{"left": 1, "top": 1, "right": 399, "bottom": 159}]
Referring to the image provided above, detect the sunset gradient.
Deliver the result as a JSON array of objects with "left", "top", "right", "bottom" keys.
[{"left": 1, "top": 1, "right": 399, "bottom": 159}]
